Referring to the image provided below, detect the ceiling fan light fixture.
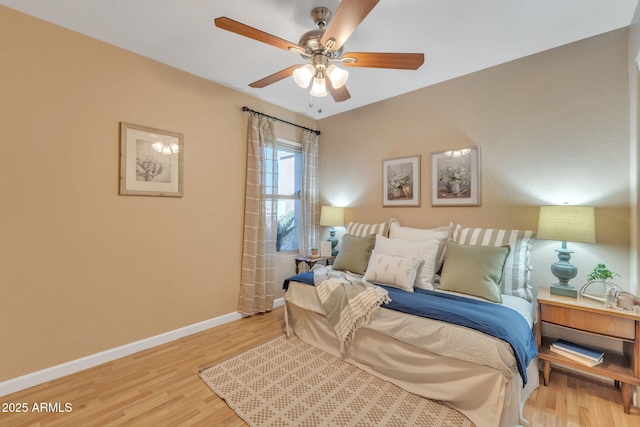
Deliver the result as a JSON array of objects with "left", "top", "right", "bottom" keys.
[
  {"left": 310, "top": 76, "right": 327, "bottom": 97},
  {"left": 326, "top": 64, "right": 348, "bottom": 89},
  {"left": 152, "top": 142, "right": 164, "bottom": 153},
  {"left": 293, "top": 64, "right": 315, "bottom": 88}
]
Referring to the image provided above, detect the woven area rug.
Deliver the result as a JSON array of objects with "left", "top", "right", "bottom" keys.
[{"left": 199, "top": 335, "right": 473, "bottom": 426}]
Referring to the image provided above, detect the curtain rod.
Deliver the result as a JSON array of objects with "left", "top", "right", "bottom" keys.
[{"left": 242, "top": 106, "right": 320, "bottom": 135}]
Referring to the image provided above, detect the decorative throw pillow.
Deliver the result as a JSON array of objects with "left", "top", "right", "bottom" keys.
[
  {"left": 439, "top": 241, "right": 510, "bottom": 303},
  {"left": 450, "top": 223, "right": 535, "bottom": 301},
  {"left": 388, "top": 218, "right": 450, "bottom": 272},
  {"left": 363, "top": 251, "right": 422, "bottom": 292},
  {"left": 388, "top": 218, "right": 450, "bottom": 241},
  {"left": 373, "top": 234, "right": 442, "bottom": 290},
  {"left": 331, "top": 234, "right": 376, "bottom": 275},
  {"left": 345, "top": 221, "right": 389, "bottom": 237}
]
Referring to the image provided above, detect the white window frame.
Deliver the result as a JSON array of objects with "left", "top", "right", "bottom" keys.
[{"left": 272, "top": 138, "right": 302, "bottom": 254}]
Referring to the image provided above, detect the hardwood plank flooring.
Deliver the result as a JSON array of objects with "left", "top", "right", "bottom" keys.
[{"left": 1, "top": 306, "right": 639, "bottom": 426}]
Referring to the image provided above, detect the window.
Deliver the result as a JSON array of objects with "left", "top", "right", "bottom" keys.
[{"left": 269, "top": 139, "right": 302, "bottom": 252}]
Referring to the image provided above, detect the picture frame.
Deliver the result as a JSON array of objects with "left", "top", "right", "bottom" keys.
[
  {"left": 119, "top": 122, "right": 184, "bottom": 197},
  {"left": 383, "top": 155, "right": 420, "bottom": 207},
  {"left": 320, "top": 241, "right": 332, "bottom": 258},
  {"left": 431, "top": 147, "right": 481, "bottom": 206}
]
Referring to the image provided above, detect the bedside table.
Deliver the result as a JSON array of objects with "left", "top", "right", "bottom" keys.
[
  {"left": 294, "top": 256, "right": 335, "bottom": 274},
  {"left": 536, "top": 287, "right": 640, "bottom": 413}
]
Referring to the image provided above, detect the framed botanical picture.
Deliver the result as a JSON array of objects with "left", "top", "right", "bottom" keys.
[
  {"left": 119, "top": 122, "right": 184, "bottom": 197},
  {"left": 383, "top": 155, "right": 420, "bottom": 207},
  {"left": 320, "top": 241, "right": 332, "bottom": 258},
  {"left": 431, "top": 147, "right": 481, "bottom": 206}
]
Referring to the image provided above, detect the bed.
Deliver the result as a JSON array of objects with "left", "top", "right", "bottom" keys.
[{"left": 283, "top": 219, "right": 539, "bottom": 427}]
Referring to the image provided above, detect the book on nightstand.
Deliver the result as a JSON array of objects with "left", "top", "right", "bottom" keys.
[{"left": 550, "top": 339, "right": 604, "bottom": 366}]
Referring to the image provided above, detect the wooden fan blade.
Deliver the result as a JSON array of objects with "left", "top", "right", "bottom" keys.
[
  {"left": 342, "top": 52, "right": 424, "bottom": 70},
  {"left": 214, "top": 17, "right": 301, "bottom": 52},
  {"left": 249, "top": 65, "right": 300, "bottom": 88},
  {"left": 327, "top": 84, "right": 351, "bottom": 102},
  {"left": 321, "top": 0, "right": 379, "bottom": 51}
]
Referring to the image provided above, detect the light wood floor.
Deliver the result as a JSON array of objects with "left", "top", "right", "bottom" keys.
[{"left": 2, "top": 306, "right": 639, "bottom": 426}]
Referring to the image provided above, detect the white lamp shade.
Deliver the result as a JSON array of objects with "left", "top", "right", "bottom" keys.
[
  {"left": 320, "top": 206, "right": 345, "bottom": 227},
  {"left": 293, "top": 64, "right": 314, "bottom": 88},
  {"left": 326, "top": 64, "right": 348, "bottom": 89},
  {"left": 309, "top": 77, "right": 327, "bottom": 97},
  {"left": 537, "top": 205, "right": 596, "bottom": 243}
]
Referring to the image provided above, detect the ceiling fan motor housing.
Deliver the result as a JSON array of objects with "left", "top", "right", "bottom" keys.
[{"left": 298, "top": 8, "right": 342, "bottom": 59}]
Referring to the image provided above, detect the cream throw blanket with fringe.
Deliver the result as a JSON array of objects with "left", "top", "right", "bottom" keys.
[{"left": 314, "top": 268, "right": 390, "bottom": 353}]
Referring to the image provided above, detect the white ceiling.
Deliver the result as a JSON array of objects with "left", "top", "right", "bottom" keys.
[{"left": 1, "top": 0, "right": 638, "bottom": 119}]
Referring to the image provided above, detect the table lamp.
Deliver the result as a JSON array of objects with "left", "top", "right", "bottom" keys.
[
  {"left": 537, "top": 205, "right": 596, "bottom": 297},
  {"left": 320, "top": 206, "right": 344, "bottom": 256}
]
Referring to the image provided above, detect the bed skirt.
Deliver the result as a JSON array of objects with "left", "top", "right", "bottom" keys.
[{"left": 285, "top": 300, "right": 539, "bottom": 427}]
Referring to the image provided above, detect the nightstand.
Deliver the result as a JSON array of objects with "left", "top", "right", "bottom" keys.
[
  {"left": 536, "top": 287, "right": 640, "bottom": 413},
  {"left": 294, "top": 256, "right": 335, "bottom": 274}
]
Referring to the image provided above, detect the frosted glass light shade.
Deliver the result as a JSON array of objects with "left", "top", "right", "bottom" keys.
[
  {"left": 293, "top": 64, "right": 314, "bottom": 88},
  {"left": 310, "top": 77, "right": 327, "bottom": 97},
  {"left": 320, "top": 206, "right": 345, "bottom": 227},
  {"left": 326, "top": 64, "right": 348, "bottom": 89},
  {"left": 538, "top": 205, "right": 595, "bottom": 243}
]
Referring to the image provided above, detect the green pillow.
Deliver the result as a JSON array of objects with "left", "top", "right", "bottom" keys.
[
  {"left": 439, "top": 241, "right": 510, "bottom": 303},
  {"left": 332, "top": 234, "right": 376, "bottom": 275}
]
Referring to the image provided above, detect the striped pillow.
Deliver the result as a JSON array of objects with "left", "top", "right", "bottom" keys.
[
  {"left": 345, "top": 221, "right": 389, "bottom": 237},
  {"left": 450, "top": 223, "right": 535, "bottom": 301}
]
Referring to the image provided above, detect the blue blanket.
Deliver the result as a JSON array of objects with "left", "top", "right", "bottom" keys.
[{"left": 283, "top": 272, "right": 537, "bottom": 384}]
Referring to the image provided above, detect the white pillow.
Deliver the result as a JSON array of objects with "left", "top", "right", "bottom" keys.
[
  {"left": 387, "top": 219, "right": 449, "bottom": 277},
  {"left": 374, "top": 234, "right": 442, "bottom": 290},
  {"left": 388, "top": 218, "right": 450, "bottom": 242},
  {"left": 364, "top": 251, "right": 422, "bottom": 292}
]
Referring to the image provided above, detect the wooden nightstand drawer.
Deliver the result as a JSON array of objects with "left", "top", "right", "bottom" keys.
[{"left": 540, "top": 304, "right": 635, "bottom": 340}]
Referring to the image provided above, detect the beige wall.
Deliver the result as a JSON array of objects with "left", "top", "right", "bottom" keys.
[
  {"left": 0, "top": 6, "right": 314, "bottom": 382},
  {"left": 318, "top": 28, "right": 631, "bottom": 294},
  {"left": 629, "top": 3, "right": 640, "bottom": 295}
]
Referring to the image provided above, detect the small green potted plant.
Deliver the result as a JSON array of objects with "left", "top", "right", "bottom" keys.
[
  {"left": 587, "top": 264, "right": 620, "bottom": 283},
  {"left": 579, "top": 263, "right": 622, "bottom": 302},
  {"left": 310, "top": 247, "right": 319, "bottom": 258}
]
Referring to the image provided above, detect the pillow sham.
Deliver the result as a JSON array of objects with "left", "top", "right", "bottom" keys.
[
  {"left": 388, "top": 218, "right": 450, "bottom": 272},
  {"left": 345, "top": 221, "right": 389, "bottom": 237},
  {"left": 363, "top": 251, "right": 422, "bottom": 292},
  {"left": 374, "top": 234, "right": 442, "bottom": 290},
  {"left": 388, "top": 218, "right": 450, "bottom": 241},
  {"left": 331, "top": 234, "right": 376, "bottom": 275},
  {"left": 439, "top": 241, "right": 510, "bottom": 303},
  {"left": 450, "top": 222, "right": 535, "bottom": 301}
]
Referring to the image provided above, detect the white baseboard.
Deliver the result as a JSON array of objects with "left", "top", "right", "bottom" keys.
[{"left": 0, "top": 297, "right": 284, "bottom": 397}]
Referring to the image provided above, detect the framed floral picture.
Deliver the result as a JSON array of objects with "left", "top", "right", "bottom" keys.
[
  {"left": 383, "top": 155, "right": 420, "bottom": 207},
  {"left": 431, "top": 147, "right": 481, "bottom": 206},
  {"left": 119, "top": 122, "right": 184, "bottom": 197}
]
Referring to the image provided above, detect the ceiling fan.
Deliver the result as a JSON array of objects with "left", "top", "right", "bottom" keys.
[{"left": 214, "top": 0, "right": 424, "bottom": 103}]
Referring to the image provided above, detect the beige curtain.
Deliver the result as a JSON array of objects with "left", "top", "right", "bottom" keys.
[
  {"left": 238, "top": 114, "right": 278, "bottom": 315},
  {"left": 300, "top": 130, "right": 319, "bottom": 256}
]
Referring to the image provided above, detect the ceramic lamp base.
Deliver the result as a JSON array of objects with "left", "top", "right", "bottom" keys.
[{"left": 550, "top": 283, "right": 578, "bottom": 298}]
